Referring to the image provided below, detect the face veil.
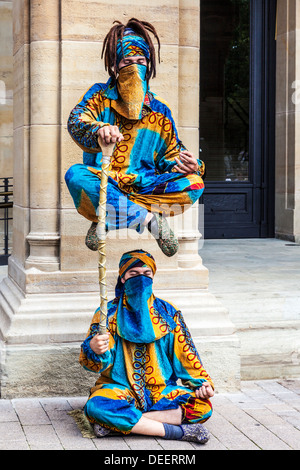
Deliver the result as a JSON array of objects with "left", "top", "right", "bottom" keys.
[
  {"left": 110, "top": 29, "right": 151, "bottom": 120},
  {"left": 114, "top": 251, "right": 176, "bottom": 343},
  {"left": 115, "top": 63, "right": 148, "bottom": 120}
]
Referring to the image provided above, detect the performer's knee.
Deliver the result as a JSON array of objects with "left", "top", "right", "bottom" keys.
[
  {"left": 64, "top": 163, "right": 86, "bottom": 186},
  {"left": 181, "top": 396, "right": 213, "bottom": 424},
  {"left": 84, "top": 389, "right": 143, "bottom": 432},
  {"left": 186, "top": 174, "right": 205, "bottom": 203}
]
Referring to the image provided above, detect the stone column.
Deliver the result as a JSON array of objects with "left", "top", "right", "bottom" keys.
[
  {"left": 275, "top": 0, "right": 300, "bottom": 243},
  {"left": 0, "top": 0, "right": 13, "bottom": 179},
  {"left": 0, "top": 0, "right": 240, "bottom": 398}
]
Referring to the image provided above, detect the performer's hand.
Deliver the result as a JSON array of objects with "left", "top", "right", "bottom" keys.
[
  {"left": 174, "top": 150, "right": 198, "bottom": 174},
  {"left": 97, "top": 125, "right": 124, "bottom": 145},
  {"left": 89, "top": 333, "right": 110, "bottom": 355},
  {"left": 195, "top": 382, "right": 214, "bottom": 400}
]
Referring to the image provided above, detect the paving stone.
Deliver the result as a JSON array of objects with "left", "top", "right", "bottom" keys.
[
  {"left": 94, "top": 436, "right": 132, "bottom": 450},
  {"left": 156, "top": 437, "right": 194, "bottom": 450},
  {"left": 124, "top": 435, "right": 164, "bottom": 451},
  {"left": 66, "top": 396, "right": 87, "bottom": 409},
  {"left": 275, "top": 411, "right": 300, "bottom": 431},
  {"left": 0, "top": 400, "right": 19, "bottom": 422},
  {"left": 266, "top": 424, "right": 300, "bottom": 450},
  {"left": 39, "top": 397, "right": 73, "bottom": 421},
  {"left": 22, "top": 424, "right": 63, "bottom": 450},
  {"left": 237, "top": 423, "right": 291, "bottom": 450},
  {"left": 192, "top": 434, "right": 227, "bottom": 450},
  {"left": 278, "top": 379, "right": 300, "bottom": 395},
  {"left": 208, "top": 410, "right": 259, "bottom": 450},
  {"left": 0, "top": 422, "right": 30, "bottom": 450},
  {"left": 215, "top": 398, "right": 291, "bottom": 450},
  {"left": 51, "top": 419, "right": 97, "bottom": 450},
  {"left": 12, "top": 398, "right": 50, "bottom": 425}
]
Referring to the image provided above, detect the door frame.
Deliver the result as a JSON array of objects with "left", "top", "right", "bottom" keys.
[{"left": 200, "top": 0, "right": 276, "bottom": 239}]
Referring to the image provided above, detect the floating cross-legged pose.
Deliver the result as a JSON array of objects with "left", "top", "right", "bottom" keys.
[{"left": 65, "top": 18, "right": 205, "bottom": 257}]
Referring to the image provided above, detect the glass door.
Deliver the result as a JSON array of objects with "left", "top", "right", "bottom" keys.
[{"left": 199, "top": 0, "right": 276, "bottom": 238}]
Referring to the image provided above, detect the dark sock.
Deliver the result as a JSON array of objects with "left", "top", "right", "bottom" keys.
[{"left": 162, "top": 423, "right": 184, "bottom": 440}]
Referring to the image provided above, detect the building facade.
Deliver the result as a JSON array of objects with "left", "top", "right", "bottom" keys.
[{"left": 0, "top": 0, "right": 299, "bottom": 397}]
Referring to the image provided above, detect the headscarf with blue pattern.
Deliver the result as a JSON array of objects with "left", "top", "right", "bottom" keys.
[{"left": 116, "top": 28, "right": 151, "bottom": 66}]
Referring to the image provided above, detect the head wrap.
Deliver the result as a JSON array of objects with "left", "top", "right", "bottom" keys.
[
  {"left": 119, "top": 250, "right": 156, "bottom": 278},
  {"left": 115, "top": 249, "right": 156, "bottom": 298},
  {"left": 116, "top": 28, "right": 150, "bottom": 66}
]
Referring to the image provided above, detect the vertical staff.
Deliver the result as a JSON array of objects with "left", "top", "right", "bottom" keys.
[{"left": 97, "top": 141, "right": 115, "bottom": 334}]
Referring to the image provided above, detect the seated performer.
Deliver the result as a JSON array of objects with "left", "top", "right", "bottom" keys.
[
  {"left": 65, "top": 18, "right": 205, "bottom": 257},
  {"left": 79, "top": 250, "right": 214, "bottom": 444}
]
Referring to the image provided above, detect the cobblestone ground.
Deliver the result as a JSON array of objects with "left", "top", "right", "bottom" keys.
[{"left": 1, "top": 379, "right": 300, "bottom": 451}]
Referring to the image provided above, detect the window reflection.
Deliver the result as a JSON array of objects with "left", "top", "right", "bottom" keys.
[{"left": 200, "top": 0, "right": 250, "bottom": 182}]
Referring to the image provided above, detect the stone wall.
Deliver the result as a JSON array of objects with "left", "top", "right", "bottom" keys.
[{"left": 275, "top": 0, "right": 300, "bottom": 244}]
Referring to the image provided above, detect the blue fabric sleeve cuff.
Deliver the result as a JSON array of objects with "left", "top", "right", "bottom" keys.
[{"left": 81, "top": 336, "right": 102, "bottom": 363}]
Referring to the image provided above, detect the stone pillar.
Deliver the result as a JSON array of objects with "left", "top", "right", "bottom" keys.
[
  {"left": 0, "top": 0, "right": 240, "bottom": 398},
  {"left": 275, "top": 0, "right": 300, "bottom": 243},
  {"left": 0, "top": 0, "right": 13, "bottom": 179}
]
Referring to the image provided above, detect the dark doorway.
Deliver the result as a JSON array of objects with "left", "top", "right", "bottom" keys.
[{"left": 199, "top": 0, "right": 276, "bottom": 238}]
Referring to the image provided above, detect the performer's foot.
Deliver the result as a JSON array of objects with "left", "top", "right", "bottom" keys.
[
  {"left": 93, "top": 423, "right": 111, "bottom": 437},
  {"left": 147, "top": 213, "right": 179, "bottom": 257},
  {"left": 93, "top": 423, "right": 122, "bottom": 438},
  {"left": 85, "top": 215, "right": 179, "bottom": 257},
  {"left": 85, "top": 222, "right": 98, "bottom": 251},
  {"left": 180, "top": 423, "right": 210, "bottom": 444}
]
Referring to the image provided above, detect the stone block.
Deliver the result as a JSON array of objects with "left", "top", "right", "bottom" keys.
[
  {"left": 13, "top": 125, "right": 29, "bottom": 207},
  {"left": 10, "top": 205, "right": 30, "bottom": 267},
  {"left": 13, "top": 45, "right": 30, "bottom": 129},
  {"left": 12, "top": 0, "right": 30, "bottom": 54},
  {"left": 276, "top": 0, "right": 296, "bottom": 37},
  {"left": 195, "top": 335, "right": 241, "bottom": 393},
  {"left": 276, "top": 30, "right": 296, "bottom": 115},
  {"left": 61, "top": 41, "right": 104, "bottom": 123},
  {"left": 30, "top": 41, "right": 60, "bottom": 125},
  {"left": 179, "top": 0, "right": 200, "bottom": 47},
  {"left": 0, "top": 135, "right": 13, "bottom": 179},
  {"left": 61, "top": 0, "right": 179, "bottom": 44},
  {"left": 30, "top": 0, "right": 60, "bottom": 42},
  {"left": 0, "top": 342, "right": 96, "bottom": 399},
  {"left": 0, "top": 2, "right": 13, "bottom": 56},
  {"left": 29, "top": 125, "right": 60, "bottom": 209},
  {"left": 178, "top": 46, "right": 199, "bottom": 127},
  {"left": 151, "top": 45, "right": 179, "bottom": 121},
  {"left": 177, "top": 126, "right": 200, "bottom": 157}
]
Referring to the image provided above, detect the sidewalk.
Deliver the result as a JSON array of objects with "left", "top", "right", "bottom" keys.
[{"left": 1, "top": 378, "right": 300, "bottom": 450}]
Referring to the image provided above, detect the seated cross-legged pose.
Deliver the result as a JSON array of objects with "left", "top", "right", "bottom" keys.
[
  {"left": 65, "top": 18, "right": 205, "bottom": 257},
  {"left": 79, "top": 250, "right": 214, "bottom": 444}
]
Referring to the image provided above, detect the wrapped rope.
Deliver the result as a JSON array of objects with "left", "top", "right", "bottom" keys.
[{"left": 96, "top": 141, "right": 115, "bottom": 334}]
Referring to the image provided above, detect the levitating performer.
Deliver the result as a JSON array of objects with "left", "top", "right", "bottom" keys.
[{"left": 65, "top": 18, "right": 205, "bottom": 257}]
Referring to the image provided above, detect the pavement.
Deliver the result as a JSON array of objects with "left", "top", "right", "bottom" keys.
[
  {"left": 199, "top": 238, "right": 300, "bottom": 330},
  {"left": 0, "top": 378, "right": 300, "bottom": 451},
  {"left": 1, "top": 238, "right": 300, "bottom": 452}
]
